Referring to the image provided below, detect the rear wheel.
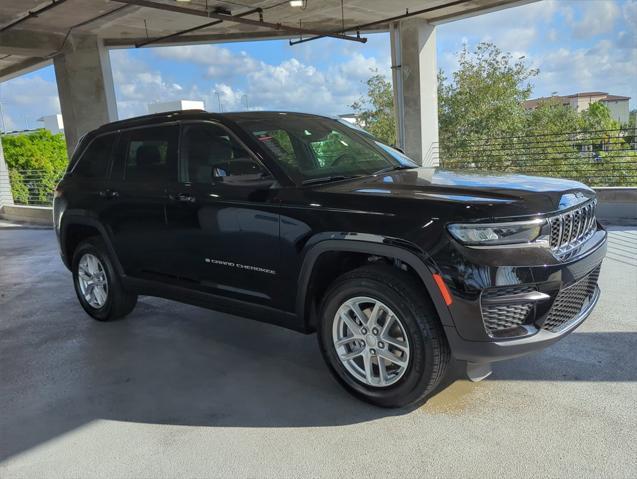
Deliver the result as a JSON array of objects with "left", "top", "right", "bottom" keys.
[
  {"left": 72, "top": 238, "right": 137, "bottom": 321},
  {"left": 317, "top": 264, "right": 450, "bottom": 408}
]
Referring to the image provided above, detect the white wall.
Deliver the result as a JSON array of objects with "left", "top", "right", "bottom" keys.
[
  {"left": 39, "top": 114, "right": 64, "bottom": 134},
  {"left": 602, "top": 100, "right": 630, "bottom": 124},
  {"left": 0, "top": 137, "right": 14, "bottom": 207},
  {"left": 148, "top": 100, "right": 205, "bottom": 114}
]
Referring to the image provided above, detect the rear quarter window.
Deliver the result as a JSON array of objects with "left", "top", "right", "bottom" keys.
[{"left": 72, "top": 134, "right": 117, "bottom": 179}]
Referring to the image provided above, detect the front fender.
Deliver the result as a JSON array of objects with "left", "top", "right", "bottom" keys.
[{"left": 295, "top": 236, "right": 454, "bottom": 331}]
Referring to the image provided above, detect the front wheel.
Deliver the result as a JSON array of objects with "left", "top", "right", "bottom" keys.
[
  {"left": 72, "top": 238, "right": 137, "bottom": 321},
  {"left": 317, "top": 264, "right": 450, "bottom": 408}
]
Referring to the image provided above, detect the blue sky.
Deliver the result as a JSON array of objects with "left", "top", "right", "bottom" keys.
[{"left": 0, "top": 0, "right": 635, "bottom": 131}]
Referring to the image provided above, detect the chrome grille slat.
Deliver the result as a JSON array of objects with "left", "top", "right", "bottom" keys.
[{"left": 549, "top": 199, "right": 597, "bottom": 258}]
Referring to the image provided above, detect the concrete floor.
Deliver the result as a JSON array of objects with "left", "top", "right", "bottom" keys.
[{"left": 0, "top": 225, "right": 636, "bottom": 478}]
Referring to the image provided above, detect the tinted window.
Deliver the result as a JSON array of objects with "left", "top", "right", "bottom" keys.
[
  {"left": 180, "top": 123, "right": 268, "bottom": 185},
  {"left": 73, "top": 134, "right": 116, "bottom": 179},
  {"left": 123, "top": 125, "right": 178, "bottom": 182},
  {"left": 237, "top": 116, "right": 416, "bottom": 183}
]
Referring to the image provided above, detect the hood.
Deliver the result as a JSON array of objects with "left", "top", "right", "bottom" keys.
[{"left": 312, "top": 168, "right": 595, "bottom": 217}]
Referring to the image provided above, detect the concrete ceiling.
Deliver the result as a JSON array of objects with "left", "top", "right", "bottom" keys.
[{"left": 0, "top": 0, "right": 534, "bottom": 81}]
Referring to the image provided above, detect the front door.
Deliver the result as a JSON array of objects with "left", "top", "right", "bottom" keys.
[{"left": 166, "top": 121, "right": 281, "bottom": 307}]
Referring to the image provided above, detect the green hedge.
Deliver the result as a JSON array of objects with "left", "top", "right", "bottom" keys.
[{"left": 1, "top": 130, "right": 68, "bottom": 205}]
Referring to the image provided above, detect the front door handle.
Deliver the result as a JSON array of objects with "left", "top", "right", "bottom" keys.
[{"left": 171, "top": 192, "right": 196, "bottom": 203}]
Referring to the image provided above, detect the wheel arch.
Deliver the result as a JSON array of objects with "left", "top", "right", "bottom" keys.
[
  {"left": 60, "top": 213, "right": 124, "bottom": 276},
  {"left": 296, "top": 240, "right": 454, "bottom": 332}
]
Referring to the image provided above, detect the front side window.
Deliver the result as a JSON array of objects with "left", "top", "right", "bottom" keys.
[
  {"left": 122, "top": 125, "right": 178, "bottom": 183},
  {"left": 237, "top": 116, "right": 416, "bottom": 183},
  {"left": 180, "top": 123, "right": 268, "bottom": 185},
  {"left": 73, "top": 134, "right": 116, "bottom": 179}
]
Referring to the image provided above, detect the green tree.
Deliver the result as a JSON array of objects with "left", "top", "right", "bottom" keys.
[
  {"left": 526, "top": 98, "right": 580, "bottom": 135},
  {"left": 351, "top": 71, "right": 396, "bottom": 145},
  {"left": 578, "top": 102, "right": 621, "bottom": 132},
  {"left": 438, "top": 42, "right": 538, "bottom": 161},
  {"left": 1, "top": 130, "right": 68, "bottom": 205}
]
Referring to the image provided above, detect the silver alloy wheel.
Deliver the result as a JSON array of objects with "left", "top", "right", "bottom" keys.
[
  {"left": 77, "top": 253, "right": 109, "bottom": 309},
  {"left": 332, "top": 296, "right": 410, "bottom": 387}
]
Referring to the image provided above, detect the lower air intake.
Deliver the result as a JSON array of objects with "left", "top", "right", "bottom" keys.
[{"left": 543, "top": 265, "right": 601, "bottom": 333}]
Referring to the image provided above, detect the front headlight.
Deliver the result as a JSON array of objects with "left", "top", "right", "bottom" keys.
[{"left": 447, "top": 219, "right": 548, "bottom": 247}]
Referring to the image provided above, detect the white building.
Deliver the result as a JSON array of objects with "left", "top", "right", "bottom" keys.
[
  {"left": 148, "top": 100, "right": 205, "bottom": 114},
  {"left": 38, "top": 114, "right": 64, "bottom": 134},
  {"left": 524, "top": 92, "right": 631, "bottom": 124}
]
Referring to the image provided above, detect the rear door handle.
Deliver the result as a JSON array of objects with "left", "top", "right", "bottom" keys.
[{"left": 99, "top": 189, "right": 119, "bottom": 199}]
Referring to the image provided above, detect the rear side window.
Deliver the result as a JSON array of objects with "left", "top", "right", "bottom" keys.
[
  {"left": 73, "top": 134, "right": 116, "bottom": 179},
  {"left": 122, "top": 125, "right": 179, "bottom": 183}
]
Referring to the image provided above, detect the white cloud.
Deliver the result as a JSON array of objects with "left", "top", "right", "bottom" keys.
[
  {"left": 0, "top": 75, "right": 59, "bottom": 131},
  {"left": 146, "top": 43, "right": 382, "bottom": 114},
  {"left": 568, "top": 0, "right": 621, "bottom": 38},
  {"left": 153, "top": 44, "right": 261, "bottom": 79},
  {"left": 547, "top": 28, "right": 558, "bottom": 42},
  {"left": 533, "top": 38, "right": 637, "bottom": 98},
  {"left": 624, "top": 0, "right": 637, "bottom": 29},
  {"left": 110, "top": 50, "right": 205, "bottom": 118}
]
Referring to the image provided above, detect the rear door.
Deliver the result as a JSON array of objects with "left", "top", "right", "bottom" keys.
[
  {"left": 65, "top": 132, "right": 118, "bottom": 217},
  {"left": 165, "top": 121, "right": 281, "bottom": 306},
  {"left": 104, "top": 123, "right": 180, "bottom": 280}
]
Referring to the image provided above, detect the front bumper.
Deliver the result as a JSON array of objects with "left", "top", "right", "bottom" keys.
[
  {"left": 446, "top": 285, "right": 600, "bottom": 363},
  {"left": 438, "top": 227, "right": 607, "bottom": 364}
]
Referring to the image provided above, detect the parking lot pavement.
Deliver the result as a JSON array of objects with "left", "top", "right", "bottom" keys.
[{"left": 0, "top": 226, "right": 635, "bottom": 478}]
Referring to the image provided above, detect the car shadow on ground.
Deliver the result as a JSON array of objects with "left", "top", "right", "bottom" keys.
[
  {"left": 2, "top": 292, "right": 636, "bottom": 462},
  {"left": 1, "top": 228, "right": 636, "bottom": 462}
]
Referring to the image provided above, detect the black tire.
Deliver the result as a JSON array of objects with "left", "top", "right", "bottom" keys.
[
  {"left": 72, "top": 237, "right": 137, "bottom": 321},
  {"left": 317, "top": 263, "right": 450, "bottom": 408}
]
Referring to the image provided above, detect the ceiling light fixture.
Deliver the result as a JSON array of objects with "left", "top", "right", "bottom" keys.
[{"left": 289, "top": 1, "right": 305, "bottom": 7}]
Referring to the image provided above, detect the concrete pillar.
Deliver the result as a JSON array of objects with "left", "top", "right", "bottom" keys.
[
  {"left": 0, "top": 137, "right": 15, "bottom": 208},
  {"left": 53, "top": 34, "right": 117, "bottom": 155},
  {"left": 390, "top": 18, "right": 439, "bottom": 166}
]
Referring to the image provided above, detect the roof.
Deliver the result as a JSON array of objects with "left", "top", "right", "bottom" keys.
[
  {"left": 94, "top": 109, "right": 332, "bottom": 133},
  {"left": 601, "top": 95, "right": 631, "bottom": 101},
  {"left": 524, "top": 92, "right": 631, "bottom": 109},
  {"left": 566, "top": 92, "right": 608, "bottom": 98}
]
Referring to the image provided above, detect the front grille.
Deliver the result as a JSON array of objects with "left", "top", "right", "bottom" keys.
[
  {"left": 549, "top": 200, "right": 597, "bottom": 256},
  {"left": 543, "top": 265, "right": 601, "bottom": 333}
]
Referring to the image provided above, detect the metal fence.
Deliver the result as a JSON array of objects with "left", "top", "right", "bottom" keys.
[
  {"left": 8, "top": 169, "right": 65, "bottom": 206},
  {"left": 438, "top": 128, "right": 637, "bottom": 187},
  {"left": 6, "top": 128, "right": 637, "bottom": 206}
]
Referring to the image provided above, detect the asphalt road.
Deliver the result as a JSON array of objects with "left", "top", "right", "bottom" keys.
[{"left": 1, "top": 225, "right": 636, "bottom": 478}]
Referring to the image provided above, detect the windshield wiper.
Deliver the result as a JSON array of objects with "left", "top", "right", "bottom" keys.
[
  {"left": 372, "top": 165, "right": 415, "bottom": 175},
  {"left": 301, "top": 175, "right": 360, "bottom": 186}
]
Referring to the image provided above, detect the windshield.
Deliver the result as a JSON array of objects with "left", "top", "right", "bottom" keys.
[{"left": 235, "top": 115, "right": 416, "bottom": 183}]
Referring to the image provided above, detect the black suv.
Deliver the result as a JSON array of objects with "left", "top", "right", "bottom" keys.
[{"left": 54, "top": 111, "right": 607, "bottom": 407}]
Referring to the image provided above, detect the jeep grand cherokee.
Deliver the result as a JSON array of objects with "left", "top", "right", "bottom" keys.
[{"left": 53, "top": 111, "right": 606, "bottom": 407}]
